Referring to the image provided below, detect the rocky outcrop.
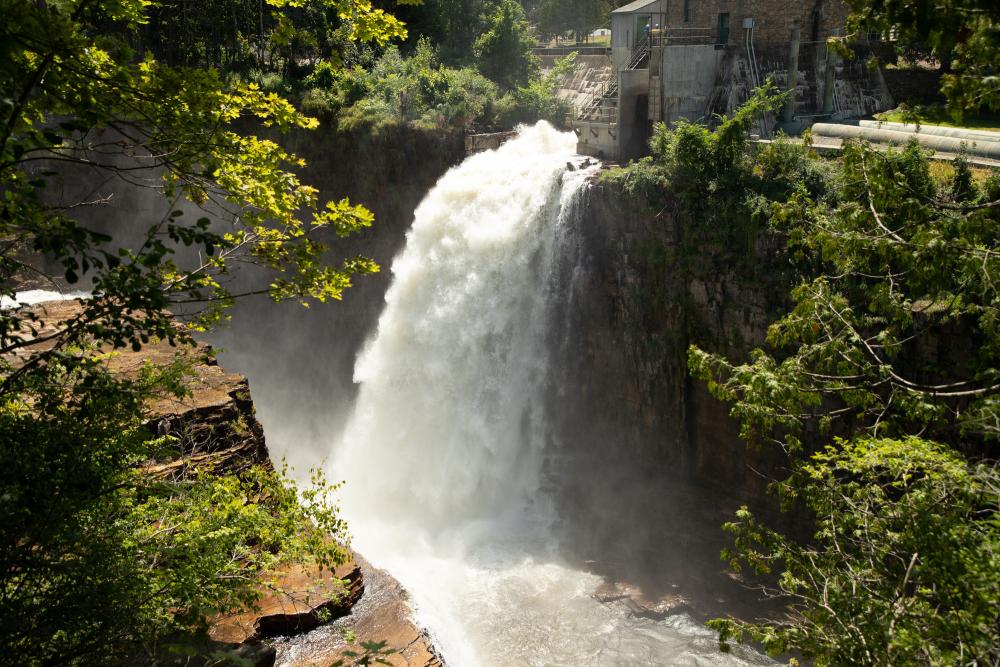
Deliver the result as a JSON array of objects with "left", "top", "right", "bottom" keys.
[
  {"left": 6, "top": 298, "right": 270, "bottom": 470},
  {"left": 207, "top": 552, "right": 441, "bottom": 666},
  {"left": 271, "top": 555, "right": 443, "bottom": 667},
  {"left": 210, "top": 560, "right": 364, "bottom": 644},
  {"left": 13, "top": 299, "right": 441, "bottom": 667}
]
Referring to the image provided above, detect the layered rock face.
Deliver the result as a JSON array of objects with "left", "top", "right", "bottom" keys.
[
  {"left": 268, "top": 555, "right": 443, "bottom": 667},
  {"left": 581, "top": 182, "right": 787, "bottom": 489},
  {"left": 543, "top": 177, "right": 794, "bottom": 618},
  {"left": 552, "top": 179, "right": 789, "bottom": 501},
  {"left": 13, "top": 300, "right": 441, "bottom": 667}
]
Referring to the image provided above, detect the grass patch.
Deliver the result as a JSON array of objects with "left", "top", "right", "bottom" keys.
[
  {"left": 875, "top": 105, "right": 1000, "bottom": 133},
  {"left": 928, "top": 160, "right": 994, "bottom": 185}
]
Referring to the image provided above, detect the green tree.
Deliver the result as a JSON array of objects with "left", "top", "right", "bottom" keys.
[
  {"left": 606, "top": 52, "right": 999, "bottom": 663},
  {"left": 492, "top": 51, "right": 576, "bottom": 127},
  {"left": 394, "top": 0, "right": 490, "bottom": 65},
  {"left": 0, "top": 0, "right": 407, "bottom": 662},
  {"left": 674, "top": 69, "right": 1000, "bottom": 667},
  {"left": 683, "top": 133, "right": 1000, "bottom": 664},
  {"left": 844, "top": 0, "right": 1000, "bottom": 112},
  {"left": 473, "top": 0, "right": 539, "bottom": 90},
  {"left": 690, "top": 138, "right": 1000, "bottom": 450},
  {"left": 320, "top": 38, "right": 499, "bottom": 130},
  {"left": 712, "top": 438, "right": 1000, "bottom": 665},
  {"left": 536, "top": 0, "right": 608, "bottom": 43}
]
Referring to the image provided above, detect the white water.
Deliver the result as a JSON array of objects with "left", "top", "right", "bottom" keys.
[
  {"left": 0, "top": 289, "right": 91, "bottom": 309},
  {"left": 330, "top": 123, "right": 771, "bottom": 666}
]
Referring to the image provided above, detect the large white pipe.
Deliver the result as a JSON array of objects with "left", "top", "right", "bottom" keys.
[
  {"left": 812, "top": 122, "right": 1000, "bottom": 159},
  {"left": 858, "top": 119, "right": 1000, "bottom": 143}
]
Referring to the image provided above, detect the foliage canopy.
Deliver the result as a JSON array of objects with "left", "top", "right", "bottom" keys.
[
  {"left": 844, "top": 0, "right": 1000, "bottom": 113},
  {"left": 629, "top": 58, "right": 1000, "bottom": 667},
  {"left": 610, "top": 36, "right": 1000, "bottom": 665},
  {"left": 0, "top": 0, "right": 407, "bottom": 662},
  {"left": 473, "top": 0, "right": 539, "bottom": 91}
]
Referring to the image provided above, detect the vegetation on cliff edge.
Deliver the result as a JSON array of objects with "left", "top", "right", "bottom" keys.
[
  {"left": 615, "top": 53, "right": 1000, "bottom": 667},
  {"left": 0, "top": 0, "right": 404, "bottom": 662},
  {"left": 606, "top": 2, "right": 1000, "bottom": 658}
]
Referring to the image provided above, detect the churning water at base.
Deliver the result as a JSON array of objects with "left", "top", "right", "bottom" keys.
[{"left": 331, "top": 123, "right": 771, "bottom": 666}]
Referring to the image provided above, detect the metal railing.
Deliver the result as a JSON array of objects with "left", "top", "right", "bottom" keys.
[
  {"left": 578, "top": 104, "right": 619, "bottom": 124},
  {"left": 569, "top": 24, "right": 719, "bottom": 126},
  {"left": 626, "top": 35, "right": 650, "bottom": 69},
  {"left": 575, "top": 79, "right": 619, "bottom": 123},
  {"left": 650, "top": 27, "right": 715, "bottom": 46},
  {"left": 571, "top": 31, "right": 647, "bottom": 123},
  {"left": 531, "top": 46, "right": 611, "bottom": 57}
]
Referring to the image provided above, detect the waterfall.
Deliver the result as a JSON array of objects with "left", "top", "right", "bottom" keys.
[{"left": 330, "top": 123, "right": 770, "bottom": 666}]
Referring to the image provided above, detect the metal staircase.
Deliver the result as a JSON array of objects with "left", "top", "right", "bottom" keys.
[
  {"left": 576, "top": 80, "right": 618, "bottom": 122},
  {"left": 625, "top": 34, "right": 650, "bottom": 70},
  {"left": 574, "top": 36, "right": 649, "bottom": 123}
]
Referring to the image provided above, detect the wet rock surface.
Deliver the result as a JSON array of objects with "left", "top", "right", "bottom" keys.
[
  {"left": 593, "top": 580, "right": 695, "bottom": 621},
  {"left": 210, "top": 560, "right": 364, "bottom": 644},
  {"left": 270, "top": 554, "right": 442, "bottom": 667},
  {"left": 543, "top": 179, "right": 796, "bottom": 626}
]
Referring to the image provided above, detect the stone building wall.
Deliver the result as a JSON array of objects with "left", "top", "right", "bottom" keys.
[{"left": 661, "top": 0, "right": 849, "bottom": 45}]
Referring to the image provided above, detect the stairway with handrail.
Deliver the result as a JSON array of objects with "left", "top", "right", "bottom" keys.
[{"left": 574, "top": 36, "right": 649, "bottom": 123}]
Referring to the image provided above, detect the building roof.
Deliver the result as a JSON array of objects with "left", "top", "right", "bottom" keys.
[{"left": 611, "top": 0, "right": 660, "bottom": 14}]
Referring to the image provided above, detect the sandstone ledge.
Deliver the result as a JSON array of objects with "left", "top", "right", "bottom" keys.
[
  {"left": 15, "top": 300, "right": 442, "bottom": 667},
  {"left": 269, "top": 553, "right": 443, "bottom": 667}
]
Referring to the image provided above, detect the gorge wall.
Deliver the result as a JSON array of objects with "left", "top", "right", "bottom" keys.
[
  {"left": 209, "top": 125, "right": 466, "bottom": 473},
  {"left": 538, "top": 174, "right": 796, "bottom": 616},
  {"left": 557, "top": 178, "right": 791, "bottom": 501}
]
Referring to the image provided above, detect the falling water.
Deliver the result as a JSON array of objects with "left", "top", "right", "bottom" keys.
[{"left": 331, "top": 123, "right": 771, "bottom": 666}]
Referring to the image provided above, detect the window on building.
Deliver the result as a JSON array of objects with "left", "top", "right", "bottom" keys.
[
  {"left": 717, "top": 12, "right": 730, "bottom": 44},
  {"left": 683, "top": 0, "right": 690, "bottom": 22}
]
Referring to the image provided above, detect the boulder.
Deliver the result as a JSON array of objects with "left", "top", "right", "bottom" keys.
[
  {"left": 209, "top": 560, "right": 364, "bottom": 644},
  {"left": 270, "top": 555, "right": 443, "bottom": 667}
]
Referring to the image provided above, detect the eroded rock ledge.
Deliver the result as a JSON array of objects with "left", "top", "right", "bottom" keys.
[{"left": 18, "top": 299, "right": 441, "bottom": 667}]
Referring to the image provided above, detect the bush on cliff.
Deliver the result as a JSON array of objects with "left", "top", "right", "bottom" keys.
[
  {"left": 603, "top": 20, "right": 999, "bottom": 659},
  {"left": 684, "top": 129, "right": 1000, "bottom": 663},
  {"left": 0, "top": 355, "right": 348, "bottom": 663},
  {"left": 472, "top": 0, "right": 539, "bottom": 91},
  {"left": 709, "top": 437, "right": 1000, "bottom": 665}
]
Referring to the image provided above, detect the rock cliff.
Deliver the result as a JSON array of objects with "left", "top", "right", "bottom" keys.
[
  {"left": 555, "top": 178, "right": 791, "bottom": 500},
  {"left": 542, "top": 174, "right": 795, "bottom": 620},
  {"left": 16, "top": 299, "right": 442, "bottom": 667}
]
